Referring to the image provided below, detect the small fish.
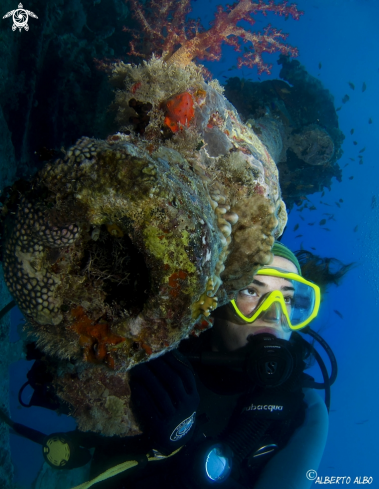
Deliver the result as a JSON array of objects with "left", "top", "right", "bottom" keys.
[
  {"left": 295, "top": 235, "right": 303, "bottom": 238},
  {"left": 321, "top": 191, "right": 325, "bottom": 197},
  {"left": 339, "top": 199, "right": 343, "bottom": 203},
  {"left": 369, "top": 118, "right": 373, "bottom": 124},
  {"left": 323, "top": 212, "right": 333, "bottom": 216},
  {"left": 322, "top": 202, "right": 332, "bottom": 206},
  {"left": 318, "top": 62, "right": 322, "bottom": 69},
  {"left": 322, "top": 228, "right": 331, "bottom": 231},
  {"left": 309, "top": 205, "right": 316, "bottom": 211},
  {"left": 349, "top": 176, "right": 354, "bottom": 180},
  {"left": 319, "top": 219, "right": 326, "bottom": 225},
  {"left": 362, "top": 82, "right": 367, "bottom": 92},
  {"left": 359, "top": 147, "right": 366, "bottom": 153},
  {"left": 342, "top": 94, "right": 350, "bottom": 103},
  {"left": 308, "top": 222, "right": 315, "bottom": 226},
  {"left": 353, "top": 225, "right": 358, "bottom": 232},
  {"left": 299, "top": 216, "right": 305, "bottom": 221},
  {"left": 334, "top": 309, "right": 343, "bottom": 319},
  {"left": 310, "top": 247, "right": 316, "bottom": 250},
  {"left": 336, "top": 106, "right": 342, "bottom": 111},
  {"left": 349, "top": 158, "right": 355, "bottom": 161},
  {"left": 335, "top": 202, "right": 341, "bottom": 208},
  {"left": 353, "top": 141, "right": 358, "bottom": 145},
  {"left": 356, "top": 420, "right": 369, "bottom": 425},
  {"left": 359, "top": 159, "right": 364, "bottom": 165},
  {"left": 328, "top": 215, "right": 336, "bottom": 221},
  {"left": 350, "top": 128, "right": 354, "bottom": 135},
  {"left": 293, "top": 223, "right": 299, "bottom": 231},
  {"left": 348, "top": 81, "right": 355, "bottom": 90},
  {"left": 344, "top": 163, "right": 349, "bottom": 168},
  {"left": 371, "top": 196, "right": 376, "bottom": 209}
]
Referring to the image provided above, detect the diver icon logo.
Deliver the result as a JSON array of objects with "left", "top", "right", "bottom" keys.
[
  {"left": 2, "top": 3, "right": 38, "bottom": 32},
  {"left": 170, "top": 412, "right": 196, "bottom": 441}
]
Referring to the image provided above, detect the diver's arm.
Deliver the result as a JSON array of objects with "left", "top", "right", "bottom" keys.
[{"left": 253, "top": 388, "right": 329, "bottom": 489}]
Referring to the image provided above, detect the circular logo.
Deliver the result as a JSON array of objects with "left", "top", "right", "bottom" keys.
[
  {"left": 306, "top": 470, "right": 317, "bottom": 480},
  {"left": 13, "top": 8, "right": 28, "bottom": 30},
  {"left": 170, "top": 412, "right": 196, "bottom": 441}
]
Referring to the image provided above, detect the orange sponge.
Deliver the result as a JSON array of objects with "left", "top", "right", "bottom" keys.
[{"left": 164, "top": 92, "right": 195, "bottom": 132}]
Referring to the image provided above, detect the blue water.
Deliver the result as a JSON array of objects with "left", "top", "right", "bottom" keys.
[{"left": 8, "top": 0, "right": 379, "bottom": 486}]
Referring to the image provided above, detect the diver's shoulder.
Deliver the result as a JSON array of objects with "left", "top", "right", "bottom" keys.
[{"left": 179, "top": 328, "right": 213, "bottom": 355}]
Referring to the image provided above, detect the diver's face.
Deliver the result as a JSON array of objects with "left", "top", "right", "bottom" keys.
[{"left": 211, "top": 256, "right": 298, "bottom": 352}]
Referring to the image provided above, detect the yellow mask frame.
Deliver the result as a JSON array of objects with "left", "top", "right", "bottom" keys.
[{"left": 230, "top": 267, "right": 321, "bottom": 330}]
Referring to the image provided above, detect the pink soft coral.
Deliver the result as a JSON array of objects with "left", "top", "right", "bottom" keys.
[{"left": 124, "top": 0, "right": 303, "bottom": 74}]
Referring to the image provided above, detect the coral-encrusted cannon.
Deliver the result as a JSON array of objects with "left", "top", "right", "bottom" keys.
[{"left": 2, "top": 58, "right": 286, "bottom": 436}]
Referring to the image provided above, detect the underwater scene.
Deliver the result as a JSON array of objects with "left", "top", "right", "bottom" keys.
[{"left": 0, "top": 0, "right": 378, "bottom": 487}]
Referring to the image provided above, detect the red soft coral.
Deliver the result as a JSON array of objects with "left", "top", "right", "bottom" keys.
[{"left": 124, "top": 0, "right": 303, "bottom": 74}]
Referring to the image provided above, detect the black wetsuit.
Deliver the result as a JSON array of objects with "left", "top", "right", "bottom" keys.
[{"left": 89, "top": 330, "right": 306, "bottom": 489}]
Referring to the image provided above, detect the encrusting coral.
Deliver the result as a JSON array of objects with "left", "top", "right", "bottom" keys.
[
  {"left": 2, "top": 58, "right": 286, "bottom": 435},
  {"left": 1, "top": 1, "right": 300, "bottom": 436}
]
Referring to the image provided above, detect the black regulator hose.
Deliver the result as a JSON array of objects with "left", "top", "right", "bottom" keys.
[
  {"left": 0, "top": 405, "right": 46, "bottom": 445},
  {"left": 0, "top": 301, "right": 47, "bottom": 444},
  {"left": 303, "top": 344, "right": 331, "bottom": 412},
  {"left": 0, "top": 300, "right": 16, "bottom": 320},
  {"left": 184, "top": 329, "right": 337, "bottom": 413},
  {"left": 302, "top": 327, "right": 338, "bottom": 387}
]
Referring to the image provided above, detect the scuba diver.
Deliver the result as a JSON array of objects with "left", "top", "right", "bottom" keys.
[{"left": 2, "top": 241, "right": 337, "bottom": 489}]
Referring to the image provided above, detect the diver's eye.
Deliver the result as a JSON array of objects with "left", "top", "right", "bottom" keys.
[
  {"left": 239, "top": 288, "right": 258, "bottom": 298},
  {"left": 284, "top": 296, "right": 294, "bottom": 305}
]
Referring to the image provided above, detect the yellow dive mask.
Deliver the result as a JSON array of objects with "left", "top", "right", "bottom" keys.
[{"left": 230, "top": 267, "right": 321, "bottom": 331}]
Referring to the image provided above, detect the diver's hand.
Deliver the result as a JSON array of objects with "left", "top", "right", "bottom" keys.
[{"left": 130, "top": 349, "right": 200, "bottom": 456}]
